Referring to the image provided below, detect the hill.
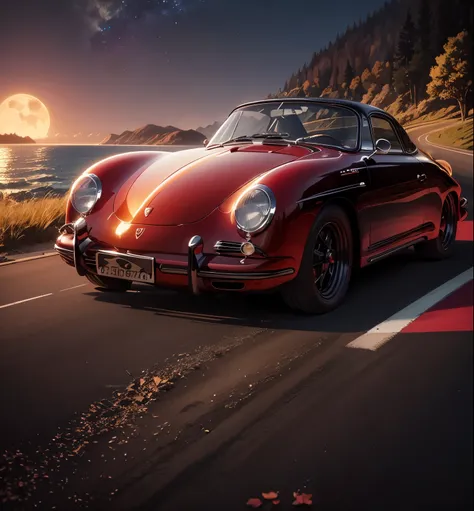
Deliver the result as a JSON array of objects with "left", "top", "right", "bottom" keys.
[
  {"left": 196, "top": 121, "right": 222, "bottom": 139},
  {"left": 101, "top": 124, "right": 206, "bottom": 146},
  {"left": 0, "top": 133, "right": 35, "bottom": 144},
  {"left": 270, "top": 0, "right": 473, "bottom": 125}
]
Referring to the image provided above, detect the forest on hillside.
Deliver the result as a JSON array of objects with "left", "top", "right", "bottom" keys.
[{"left": 270, "top": 0, "right": 473, "bottom": 124}]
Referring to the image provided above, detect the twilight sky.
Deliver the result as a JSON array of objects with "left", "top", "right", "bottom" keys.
[{"left": 0, "top": 0, "right": 386, "bottom": 142}]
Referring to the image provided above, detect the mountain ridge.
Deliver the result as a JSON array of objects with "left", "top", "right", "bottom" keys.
[
  {"left": 101, "top": 124, "right": 206, "bottom": 146},
  {"left": 0, "top": 133, "right": 36, "bottom": 144}
]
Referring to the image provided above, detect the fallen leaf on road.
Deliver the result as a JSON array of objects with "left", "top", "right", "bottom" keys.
[
  {"left": 153, "top": 376, "right": 162, "bottom": 385},
  {"left": 139, "top": 378, "right": 145, "bottom": 386},
  {"left": 262, "top": 491, "right": 279, "bottom": 500},
  {"left": 247, "top": 498, "right": 263, "bottom": 508},
  {"left": 292, "top": 492, "right": 312, "bottom": 506}
]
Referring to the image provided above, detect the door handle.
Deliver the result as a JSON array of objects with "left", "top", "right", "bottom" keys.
[{"left": 417, "top": 173, "right": 427, "bottom": 182}]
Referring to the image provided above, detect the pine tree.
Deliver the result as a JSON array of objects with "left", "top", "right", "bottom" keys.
[
  {"left": 394, "top": 11, "right": 416, "bottom": 68},
  {"left": 409, "top": 0, "right": 432, "bottom": 105},
  {"left": 394, "top": 10, "right": 416, "bottom": 103},
  {"left": 343, "top": 60, "right": 355, "bottom": 86}
]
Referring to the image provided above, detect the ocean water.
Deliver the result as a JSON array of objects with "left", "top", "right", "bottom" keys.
[{"left": 0, "top": 144, "right": 194, "bottom": 197}]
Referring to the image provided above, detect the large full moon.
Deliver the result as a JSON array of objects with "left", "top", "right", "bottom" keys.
[{"left": 0, "top": 93, "right": 51, "bottom": 140}]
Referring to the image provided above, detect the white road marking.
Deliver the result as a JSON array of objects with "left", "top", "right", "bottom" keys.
[
  {"left": 346, "top": 267, "right": 473, "bottom": 351},
  {"left": 0, "top": 293, "right": 53, "bottom": 310},
  {"left": 417, "top": 124, "right": 473, "bottom": 156},
  {"left": 59, "top": 284, "right": 88, "bottom": 292}
]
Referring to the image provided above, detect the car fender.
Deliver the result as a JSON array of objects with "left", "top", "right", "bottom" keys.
[{"left": 65, "top": 151, "right": 166, "bottom": 223}]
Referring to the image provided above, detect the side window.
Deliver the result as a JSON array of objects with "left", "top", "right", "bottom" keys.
[
  {"left": 370, "top": 116, "right": 403, "bottom": 152},
  {"left": 397, "top": 124, "right": 417, "bottom": 153}
]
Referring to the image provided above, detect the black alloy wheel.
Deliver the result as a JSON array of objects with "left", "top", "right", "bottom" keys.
[
  {"left": 415, "top": 193, "right": 458, "bottom": 260},
  {"left": 439, "top": 194, "right": 457, "bottom": 250},
  {"left": 312, "top": 222, "right": 350, "bottom": 301},
  {"left": 281, "top": 204, "right": 353, "bottom": 314}
]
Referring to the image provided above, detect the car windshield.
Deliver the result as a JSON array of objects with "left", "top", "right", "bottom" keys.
[{"left": 208, "top": 101, "right": 359, "bottom": 150}]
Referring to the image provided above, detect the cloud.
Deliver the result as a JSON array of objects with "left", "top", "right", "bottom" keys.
[
  {"left": 84, "top": 0, "right": 123, "bottom": 35},
  {"left": 83, "top": 0, "right": 194, "bottom": 41}
]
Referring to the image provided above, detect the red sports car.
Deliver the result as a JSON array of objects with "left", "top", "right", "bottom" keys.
[{"left": 55, "top": 98, "right": 468, "bottom": 313}]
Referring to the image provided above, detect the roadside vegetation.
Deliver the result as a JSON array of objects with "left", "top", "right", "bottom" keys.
[
  {"left": 271, "top": 0, "right": 472, "bottom": 127},
  {"left": 0, "top": 195, "right": 66, "bottom": 251},
  {"left": 429, "top": 119, "right": 474, "bottom": 150}
]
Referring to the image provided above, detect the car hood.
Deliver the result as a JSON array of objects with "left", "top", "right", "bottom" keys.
[{"left": 113, "top": 144, "right": 312, "bottom": 226}]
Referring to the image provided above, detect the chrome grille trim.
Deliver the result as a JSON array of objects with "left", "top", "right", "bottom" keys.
[{"left": 213, "top": 240, "right": 266, "bottom": 257}]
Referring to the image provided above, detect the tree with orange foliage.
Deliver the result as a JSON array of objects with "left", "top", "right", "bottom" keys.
[{"left": 427, "top": 31, "right": 472, "bottom": 121}]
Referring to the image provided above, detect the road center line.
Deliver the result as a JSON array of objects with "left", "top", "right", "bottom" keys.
[
  {"left": 416, "top": 123, "right": 473, "bottom": 156},
  {"left": 346, "top": 267, "right": 473, "bottom": 351},
  {"left": 59, "top": 284, "right": 88, "bottom": 292},
  {"left": 0, "top": 293, "right": 53, "bottom": 310}
]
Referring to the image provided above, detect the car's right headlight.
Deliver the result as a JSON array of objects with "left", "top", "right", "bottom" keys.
[
  {"left": 71, "top": 174, "right": 102, "bottom": 215},
  {"left": 234, "top": 185, "right": 276, "bottom": 234}
]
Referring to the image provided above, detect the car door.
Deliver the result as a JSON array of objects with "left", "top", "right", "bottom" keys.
[{"left": 364, "top": 114, "right": 429, "bottom": 251}]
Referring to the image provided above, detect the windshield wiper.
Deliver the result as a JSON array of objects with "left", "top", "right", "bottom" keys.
[
  {"left": 250, "top": 132, "right": 290, "bottom": 139},
  {"left": 207, "top": 132, "right": 292, "bottom": 150}
]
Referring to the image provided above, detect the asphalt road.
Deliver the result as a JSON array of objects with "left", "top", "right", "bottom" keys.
[{"left": 0, "top": 122, "right": 472, "bottom": 510}]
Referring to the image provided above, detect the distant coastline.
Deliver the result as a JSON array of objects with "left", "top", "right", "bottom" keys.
[
  {"left": 0, "top": 133, "right": 35, "bottom": 144},
  {"left": 101, "top": 124, "right": 207, "bottom": 146}
]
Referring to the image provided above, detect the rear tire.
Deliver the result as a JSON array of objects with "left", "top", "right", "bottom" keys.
[
  {"left": 85, "top": 273, "right": 132, "bottom": 292},
  {"left": 415, "top": 194, "right": 457, "bottom": 260},
  {"left": 281, "top": 204, "right": 353, "bottom": 314}
]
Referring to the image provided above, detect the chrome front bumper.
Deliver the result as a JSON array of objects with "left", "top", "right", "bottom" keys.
[{"left": 55, "top": 220, "right": 294, "bottom": 294}]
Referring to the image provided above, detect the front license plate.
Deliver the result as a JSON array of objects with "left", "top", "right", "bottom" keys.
[{"left": 96, "top": 251, "right": 155, "bottom": 283}]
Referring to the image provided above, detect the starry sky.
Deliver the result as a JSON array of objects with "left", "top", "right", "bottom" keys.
[{"left": 0, "top": 0, "right": 387, "bottom": 142}]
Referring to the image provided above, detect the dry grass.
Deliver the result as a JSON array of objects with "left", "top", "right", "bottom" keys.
[
  {"left": 429, "top": 119, "right": 474, "bottom": 151},
  {"left": 0, "top": 195, "right": 67, "bottom": 249}
]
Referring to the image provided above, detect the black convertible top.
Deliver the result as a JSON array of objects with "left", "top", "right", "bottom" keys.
[{"left": 234, "top": 97, "right": 387, "bottom": 117}]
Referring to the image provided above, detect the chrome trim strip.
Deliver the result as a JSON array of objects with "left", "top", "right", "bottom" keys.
[
  {"left": 297, "top": 182, "right": 366, "bottom": 203},
  {"left": 95, "top": 249, "right": 154, "bottom": 262},
  {"left": 54, "top": 244, "right": 73, "bottom": 255},
  {"left": 213, "top": 240, "right": 266, "bottom": 257},
  {"left": 198, "top": 268, "right": 294, "bottom": 280},
  {"left": 160, "top": 265, "right": 188, "bottom": 275},
  {"left": 160, "top": 264, "right": 294, "bottom": 280},
  {"left": 460, "top": 197, "right": 467, "bottom": 208},
  {"left": 367, "top": 237, "right": 427, "bottom": 264}
]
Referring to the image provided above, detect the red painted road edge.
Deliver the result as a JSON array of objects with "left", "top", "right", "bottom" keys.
[{"left": 403, "top": 279, "right": 473, "bottom": 333}]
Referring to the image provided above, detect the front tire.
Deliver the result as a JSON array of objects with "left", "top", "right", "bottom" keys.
[
  {"left": 415, "top": 194, "right": 457, "bottom": 260},
  {"left": 85, "top": 273, "right": 132, "bottom": 292},
  {"left": 281, "top": 204, "right": 353, "bottom": 314}
]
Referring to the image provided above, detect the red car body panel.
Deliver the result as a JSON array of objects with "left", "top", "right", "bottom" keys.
[{"left": 57, "top": 98, "right": 467, "bottom": 295}]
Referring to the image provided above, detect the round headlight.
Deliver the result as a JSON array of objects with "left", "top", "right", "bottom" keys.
[
  {"left": 71, "top": 174, "right": 102, "bottom": 215},
  {"left": 234, "top": 185, "right": 276, "bottom": 234}
]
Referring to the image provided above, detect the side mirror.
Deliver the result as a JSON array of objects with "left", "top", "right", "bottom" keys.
[
  {"left": 363, "top": 138, "right": 391, "bottom": 161},
  {"left": 375, "top": 138, "right": 391, "bottom": 154},
  {"left": 203, "top": 138, "right": 209, "bottom": 147}
]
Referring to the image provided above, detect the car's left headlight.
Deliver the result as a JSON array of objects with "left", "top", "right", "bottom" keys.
[
  {"left": 234, "top": 185, "right": 276, "bottom": 234},
  {"left": 71, "top": 174, "right": 102, "bottom": 215}
]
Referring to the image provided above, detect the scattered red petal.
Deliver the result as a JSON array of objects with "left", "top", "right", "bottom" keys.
[
  {"left": 272, "top": 500, "right": 280, "bottom": 506},
  {"left": 247, "top": 497, "right": 263, "bottom": 508},
  {"left": 292, "top": 492, "right": 313, "bottom": 506},
  {"left": 262, "top": 491, "right": 279, "bottom": 500}
]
